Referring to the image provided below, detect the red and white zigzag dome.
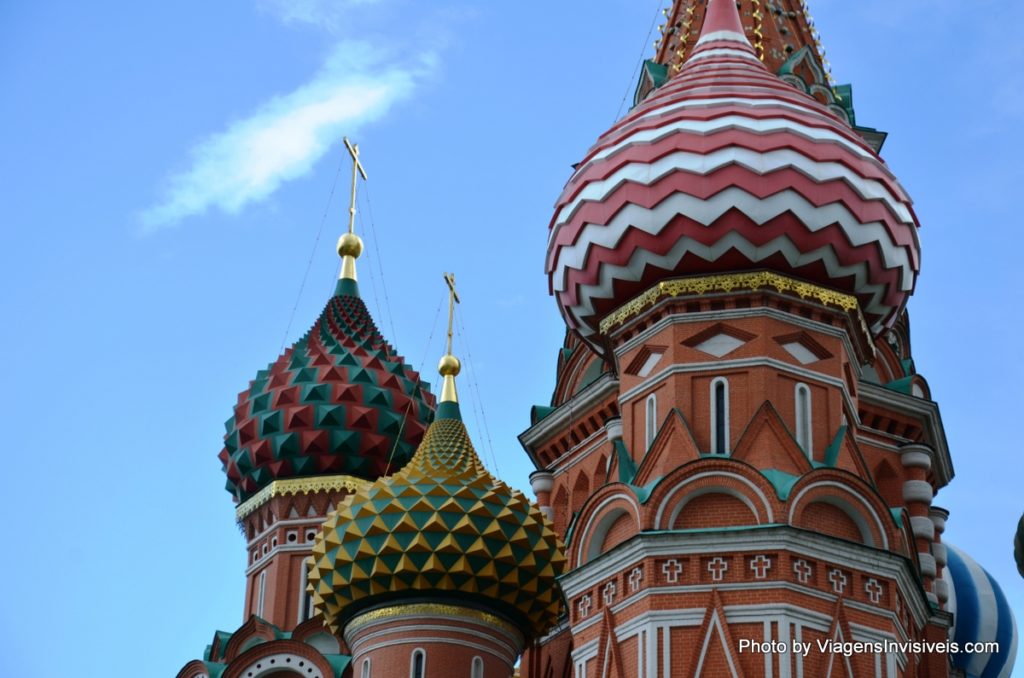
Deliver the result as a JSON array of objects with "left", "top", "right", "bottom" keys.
[{"left": 546, "top": 0, "right": 920, "bottom": 351}]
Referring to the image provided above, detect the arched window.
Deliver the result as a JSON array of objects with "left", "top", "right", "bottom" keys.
[
  {"left": 297, "top": 564, "right": 313, "bottom": 623},
  {"left": 410, "top": 649, "right": 426, "bottom": 678},
  {"left": 710, "top": 377, "right": 729, "bottom": 454},
  {"left": 645, "top": 393, "right": 657, "bottom": 450},
  {"left": 256, "top": 570, "right": 267, "bottom": 617},
  {"left": 471, "top": 656, "right": 484, "bottom": 678},
  {"left": 795, "top": 383, "right": 812, "bottom": 457},
  {"left": 361, "top": 658, "right": 371, "bottom": 678}
]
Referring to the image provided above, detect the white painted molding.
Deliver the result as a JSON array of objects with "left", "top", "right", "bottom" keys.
[{"left": 902, "top": 480, "right": 934, "bottom": 504}]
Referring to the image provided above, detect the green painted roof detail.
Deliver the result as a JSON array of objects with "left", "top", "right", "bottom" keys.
[
  {"left": 890, "top": 507, "right": 905, "bottom": 529},
  {"left": 823, "top": 424, "right": 847, "bottom": 468},
  {"left": 633, "top": 59, "right": 669, "bottom": 107},
  {"left": 901, "top": 358, "right": 914, "bottom": 376},
  {"left": 531, "top": 405, "right": 555, "bottom": 425},
  {"left": 760, "top": 469, "right": 801, "bottom": 501},
  {"left": 308, "top": 417, "right": 567, "bottom": 639},
  {"left": 883, "top": 376, "right": 915, "bottom": 395},
  {"left": 615, "top": 439, "right": 637, "bottom": 485},
  {"left": 324, "top": 654, "right": 351, "bottom": 678},
  {"left": 203, "top": 662, "right": 226, "bottom": 678}
]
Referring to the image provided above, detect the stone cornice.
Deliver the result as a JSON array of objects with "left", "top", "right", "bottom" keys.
[{"left": 518, "top": 373, "right": 619, "bottom": 466}]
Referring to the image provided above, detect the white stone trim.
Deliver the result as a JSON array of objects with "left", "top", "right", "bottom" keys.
[
  {"left": 909, "top": 516, "right": 935, "bottom": 541},
  {"left": 902, "top": 480, "right": 933, "bottom": 504},
  {"left": 558, "top": 527, "right": 931, "bottom": 627}
]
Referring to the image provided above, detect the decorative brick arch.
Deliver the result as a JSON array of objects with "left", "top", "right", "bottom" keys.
[
  {"left": 649, "top": 461, "right": 777, "bottom": 530},
  {"left": 573, "top": 487, "right": 642, "bottom": 566},
  {"left": 787, "top": 473, "right": 893, "bottom": 550},
  {"left": 222, "top": 640, "right": 334, "bottom": 678},
  {"left": 224, "top": 616, "right": 280, "bottom": 661},
  {"left": 175, "top": 660, "right": 210, "bottom": 678}
]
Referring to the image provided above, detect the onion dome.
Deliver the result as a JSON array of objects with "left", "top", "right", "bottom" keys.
[
  {"left": 943, "top": 544, "right": 1018, "bottom": 678},
  {"left": 218, "top": 156, "right": 436, "bottom": 502},
  {"left": 546, "top": 0, "right": 920, "bottom": 352},
  {"left": 1015, "top": 513, "right": 1024, "bottom": 578},
  {"left": 308, "top": 280, "right": 567, "bottom": 638}
]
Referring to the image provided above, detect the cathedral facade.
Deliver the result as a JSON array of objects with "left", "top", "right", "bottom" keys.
[{"left": 176, "top": 2, "right": 1016, "bottom": 677}]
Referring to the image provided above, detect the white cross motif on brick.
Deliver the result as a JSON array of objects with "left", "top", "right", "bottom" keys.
[
  {"left": 663, "top": 559, "right": 683, "bottom": 584},
  {"left": 793, "top": 559, "right": 812, "bottom": 584},
  {"left": 602, "top": 581, "right": 617, "bottom": 606},
  {"left": 628, "top": 567, "right": 643, "bottom": 593},
  {"left": 750, "top": 554, "right": 771, "bottom": 579},
  {"left": 577, "top": 594, "right": 592, "bottom": 618},
  {"left": 865, "top": 578, "right": 884, "bottom": 604},
  {"left": 708, "top": 556, "right": 729, "bottom": 582},
  {"left": 829, "top": 568, "right": 848, "bottom": 594}
]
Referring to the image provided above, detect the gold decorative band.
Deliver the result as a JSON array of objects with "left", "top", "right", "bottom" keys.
[
  {"left": 235, "top": 474, "right": 371, "bottom": 520},
  {"left": 599, "top": 272, "right": 863, "bottom": 334},
  {"left": 348, "top": 603, "right": 521, "bottom": 638}
]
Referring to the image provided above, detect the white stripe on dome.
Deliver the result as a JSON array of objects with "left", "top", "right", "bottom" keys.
[
  {"left": 558, "top": 229, "right": 892, "bottom": 338},
  {"left": 554, "top": 147, "right": 914, "bottom": 229},
  {"left": 551, "top": 187, "right": 915, "bottom": 291},
  {"left": 685, "top": 47, "right": 762, "bottom": 64},
  {"left": 584, "top": 114, "right": 877, "bottom": 168},
  {"left": 695, "top": 29, "right": 751, "bottom": 47},
  {"left": 634, "top": 95, "right": 852, "bottom": 128},
  {"left": 962, "top": 549, "right": 999, "bottom": 676}
]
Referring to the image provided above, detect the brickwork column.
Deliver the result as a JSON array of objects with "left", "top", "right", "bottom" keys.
[
  {"left": 901, "top": 444, "right": 937, "bottom": 605},
  {"left": 929, "top": 505, "right": 950, "bottom": 608}
]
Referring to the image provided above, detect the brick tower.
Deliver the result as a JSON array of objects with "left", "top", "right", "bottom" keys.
[{"left": 521, "top": 1, "right": 1015, "bottom": 676}]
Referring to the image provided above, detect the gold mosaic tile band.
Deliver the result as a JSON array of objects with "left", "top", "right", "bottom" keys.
[
  {"left": 599, "top": 272, "right": 863, "bottom": 334},
  {"left": 235, "top": 474, "right": 370, "bottom": 520}
]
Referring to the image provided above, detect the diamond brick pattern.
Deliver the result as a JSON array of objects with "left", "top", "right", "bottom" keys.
[
  {"left": 308, "top": 417, "right": 567, "bottom": 638},
  {"left": 219, "top": 293, "right": 436, "bottom": 502}
]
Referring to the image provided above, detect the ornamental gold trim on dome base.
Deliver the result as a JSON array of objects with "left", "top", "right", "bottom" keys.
[
  {"left": 598, "top": 271, "right": 864, "bottom": 335},
  {"left": 235, "top": 474, "right": 371, "bottom": 520},
  {"left": 348, "top": 603, "right": 521, "bottom": 638}
]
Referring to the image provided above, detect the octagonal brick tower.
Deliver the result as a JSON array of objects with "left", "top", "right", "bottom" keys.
[{"left": 522, "top": 1, "right": 1014, "bottom": 677}]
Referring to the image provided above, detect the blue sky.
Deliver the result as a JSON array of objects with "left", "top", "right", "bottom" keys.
[{"left": 1, "top": 1, "right": 1021, "bottom": 675}]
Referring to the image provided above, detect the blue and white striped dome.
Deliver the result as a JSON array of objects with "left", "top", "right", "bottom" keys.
[{"left": 943, "top": 543, "right": 1017, "bottom": 678}]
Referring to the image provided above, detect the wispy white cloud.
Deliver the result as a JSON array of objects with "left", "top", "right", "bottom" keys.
[
  {"left": 141, "top": 42, "right": 434, "bottom": 231},
  {"left": 257, "top": 0, "right": 382, "bottom": 31}
]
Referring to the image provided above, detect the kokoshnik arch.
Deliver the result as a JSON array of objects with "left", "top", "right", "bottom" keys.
[{"left": 176, "top": 2, "right": 1017, "bottom": 677}]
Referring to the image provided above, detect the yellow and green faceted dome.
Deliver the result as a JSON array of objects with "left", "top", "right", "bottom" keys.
[
  {"left": 219, "top": 281, "right": 436, "bottom": 503},
  {"left": 308, "top": 405, "right": 567, "bottom": 638}
]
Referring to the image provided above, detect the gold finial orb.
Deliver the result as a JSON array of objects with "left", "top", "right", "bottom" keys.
[
  {"left": 438, "top": 354, "right": 461, "bottom": 377},
  {"left": 337, "top": 233, "right": 363, "bottom": 259}
]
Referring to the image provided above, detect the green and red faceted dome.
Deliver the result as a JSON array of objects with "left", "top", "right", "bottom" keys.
[
  {"left": 546, "top": 0, "right": 921, "bottom": 351},
  {"left": 219, "top": 283, "right": 436, "bottom": 503}
]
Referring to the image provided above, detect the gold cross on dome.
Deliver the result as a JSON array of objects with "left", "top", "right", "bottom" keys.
[
  {"left": 344, "top": 137, "right": 368, "bottom": 235},
  {"left": 444, "top": 272, "right": 460, "bottom": 355}
]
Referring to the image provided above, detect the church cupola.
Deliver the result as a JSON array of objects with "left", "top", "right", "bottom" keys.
[
  {"left": 546, "top": 0, "right": 921, "bottom": 356},
  {"left": 307, "top": 274, "right": 566, "bottom": 678},
  {"left": 220, "top": 140, "right": 436, "bottom": 631}
]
